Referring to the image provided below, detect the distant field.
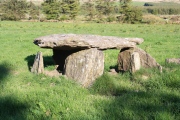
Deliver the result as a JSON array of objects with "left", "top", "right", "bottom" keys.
[
  {"left": 0, "top": 21, "right": 180, "bottom": 119},
  {"left": 132, "top": 1, "right": 180, "bottom": 6},
  {"left": 26, "top": 0, "right": 180, "bottom": 4},
  {"left": 134, "top": 0, "right": 180, "bottom": 3},
  {"left": 132, "top": 1, "right": 146, "bottom": 6}
]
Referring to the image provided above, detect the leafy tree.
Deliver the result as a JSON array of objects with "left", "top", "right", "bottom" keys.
[
  {"left": 28, "top": 1, "right": 40, "bottom": 20},
  {"left": 0, "top": 1, "right": 3, "bottom": 13},
  {"left": 95, "top": 0, "right": 117, "bottom": 22},
  {"left": 95, "top": 0, "right": 106, "bottom": 21},
  {"left": 1, "top": 0, "right": 27, "bottom": 21},
  {"left": 123, "top": 7, "right": 142, "bottom": 23},
  {"left": 42, "top": 0, "right": 60, "bottom": 20},
  {"left": 60, "top": 1, "right": 70, "bottom": 14},
  {"left": 119, "top": 0, "right": 132, "bottom": 14},
  {"left": 69, "top": 0, "right": 79, "bottom": 19},
  {"left": 61, "top": 0, "right": 79, "bottom": 20},
  {"left": 104, "top": 0, "right": 115, "bottom": 16},
  {"left": 82, "top": 1, "right": 96, "bottom": 21},
  {"left": 119, "top": 0, "right": 142, "bottom": 23},
  {"left": 42, "top": 0, "right": 79, "bottom": 20},
  {"left": 103, "top": 0, "right": 117, "bottom": 22},
  {"left": 119, "top": 0, "right": 132, "bottom": 4},
  {"left": 44, "top": 0, "right": 57, "bottom": 3}
]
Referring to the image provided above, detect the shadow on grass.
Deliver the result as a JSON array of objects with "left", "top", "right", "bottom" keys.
[
  {"left": 0, "top": 96, "right": 29, "bottom": 120},
  {"left": 90, "top": 73, "right": 180, "bottom": 119},
  {"left": 0, "top": 62, "right": 11, "bottom": 83},
  {"left": 163, "top": 63, "right": 180, "bottom": 90},
  {"left": 0, "top": 62, "right": 29, "bottom": 119},
  {"left": 25, "top": 55, "right": 55, "bottom": 71},
  {"left": 89, "top": 73, "right": 131, "bottom": 96},
  {"left": 92, "top": 91, "right": 180, "bottom": 120}
]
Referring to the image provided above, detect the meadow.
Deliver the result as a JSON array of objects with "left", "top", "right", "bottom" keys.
[{"left": 0, "top": 21, "right": 180, "bottom": 120}]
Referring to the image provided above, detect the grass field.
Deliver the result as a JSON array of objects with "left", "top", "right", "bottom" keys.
[{"left": 0, "top": 21, "right": 180, "bottom": 119}]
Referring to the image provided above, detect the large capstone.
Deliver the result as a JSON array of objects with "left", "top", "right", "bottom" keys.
[
  {"left": 64, "top": 48, "right": 104, "bottom": 87},
  {"left": 34, "top": 34, "right": 144, "bottom": 50}
]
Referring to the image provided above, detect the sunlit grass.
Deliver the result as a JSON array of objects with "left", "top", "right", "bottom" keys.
[{"left": 0, "top": 21, "right": 179, "bottom": 119}]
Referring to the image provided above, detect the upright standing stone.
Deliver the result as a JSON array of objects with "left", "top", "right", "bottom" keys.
[
  {"left": 31, "top": 52, "right": 44, "bottom": 74},
  {"left": 117, "top": 47, "right": 134, "bottom": 72},
  {"left": 131, "top": 52, "right": 141, "bottom": 73},
  {"left": 64, "top": 48, "right": 104, "bottom": 87},
  {"left": 117, "top": 47, "right": 161, "bottom": 73},
  {"left": 134, "top": 47, "right": 161, "bottom": 68}
]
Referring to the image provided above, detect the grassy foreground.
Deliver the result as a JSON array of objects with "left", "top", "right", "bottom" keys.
[{"left": 0, "top": 21, "right": 180, "bottom": 120}]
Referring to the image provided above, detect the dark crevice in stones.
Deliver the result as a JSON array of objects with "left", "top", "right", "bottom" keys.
[{"left": 52, "top": 48, "right": 88, "bottom": 72}]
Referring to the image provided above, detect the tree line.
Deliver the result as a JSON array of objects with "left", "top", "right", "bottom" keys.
[
  {"left": 0, "top": 0, "right": 144, "bottom": 23},
  {"left": 0, "top": 0, "right": 40, "bottom": 21}
]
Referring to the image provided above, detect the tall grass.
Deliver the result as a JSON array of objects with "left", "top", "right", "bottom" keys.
[{"left": 0, "top": 21, "right": 180, "bottom": 119}]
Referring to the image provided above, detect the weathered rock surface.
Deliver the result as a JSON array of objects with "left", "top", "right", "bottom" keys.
[
  {"left": 64, "top": 48, "right": 104, "bottom": 87},
  {"left": 31, "top": 52, "right": 44, "bottom": 74},
  {"left": 166, "top": 58, "right": 180, "bottom": 64},
  {"left": 34, "top": 34, "right": 144, "bottom": 50},
  {"left": 131, "top": 52, "right": 141, "bottom": 73},
  {"left": 118, "top": 48, "right": 134, "bottom": 71},
  {"left": 134, "top": 47, "right": 161, "bottom": 68},
  {"left": 32, "top": 34, "right": 161, "bottom": 87},
  {"left": 118, "top": 47, "right": 161, "bottom": 72}
]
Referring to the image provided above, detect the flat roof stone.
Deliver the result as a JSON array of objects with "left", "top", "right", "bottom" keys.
[{"left": 34, "top": 34, "right": 144, "bottom": 50}]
